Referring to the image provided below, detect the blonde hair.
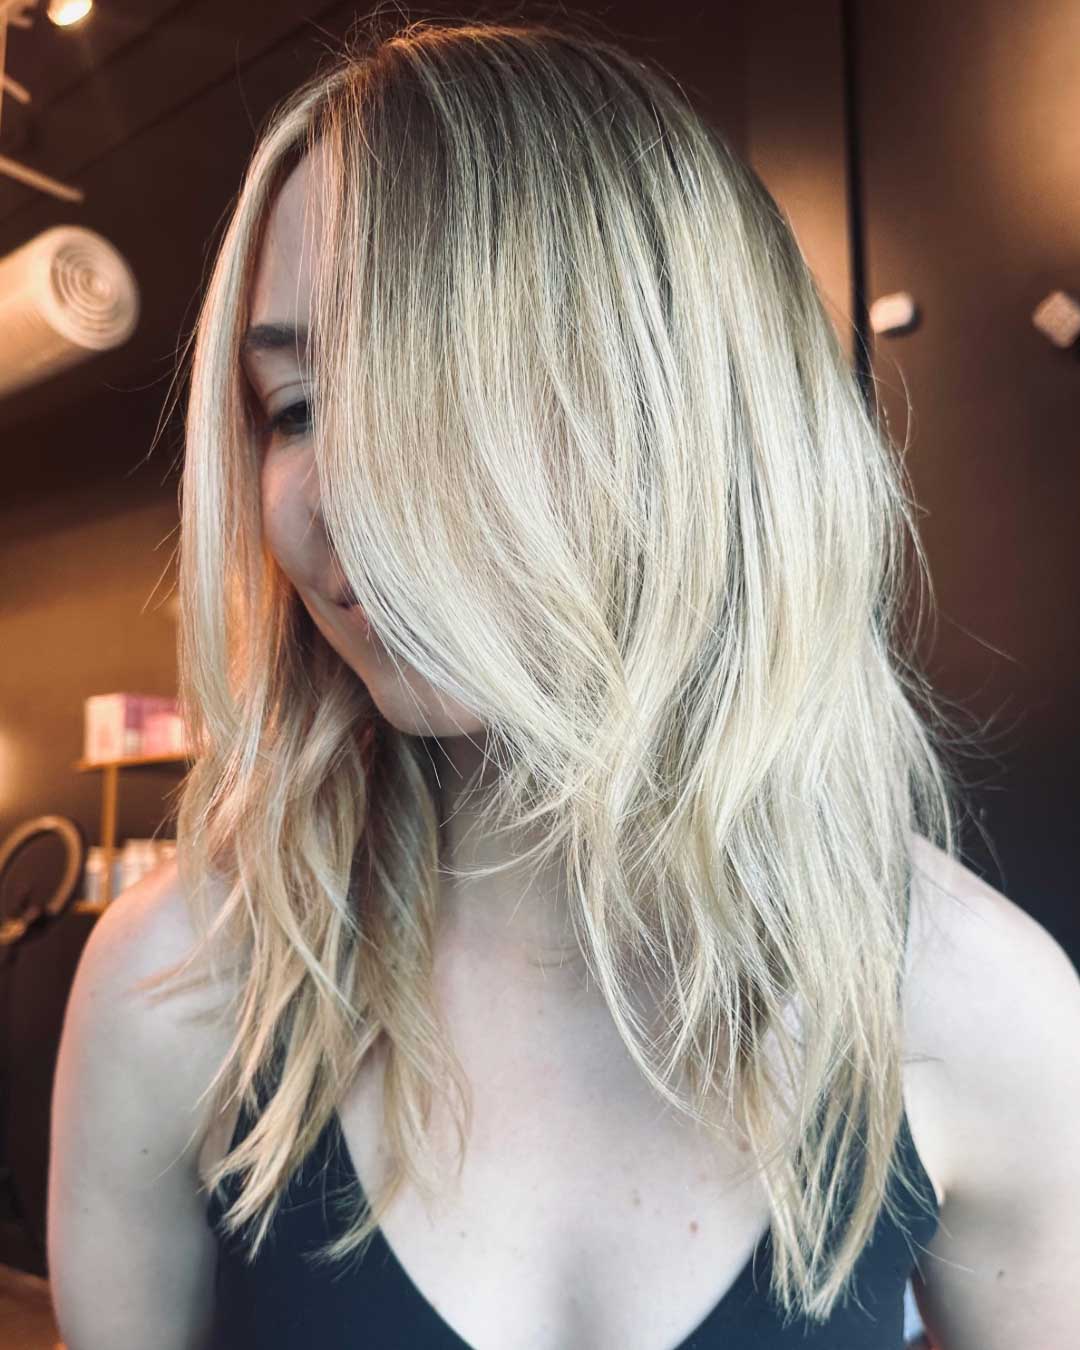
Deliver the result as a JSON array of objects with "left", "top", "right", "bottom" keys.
[{"left": 144, "top": 13, "right": 975, "bottom": 1327}]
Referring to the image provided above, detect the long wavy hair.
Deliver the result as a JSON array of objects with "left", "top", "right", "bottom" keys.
[{"left": 142, "top": 12, "right": 974, "bottom": 1327}]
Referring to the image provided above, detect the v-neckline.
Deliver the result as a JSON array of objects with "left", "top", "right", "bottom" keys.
[{"left": 327, "top": 1111, "right": 774, "bottom": 1350}]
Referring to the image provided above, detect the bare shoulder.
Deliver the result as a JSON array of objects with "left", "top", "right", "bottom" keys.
[
  {"left": 904, "top": 832, "right": 1076, "bottom": 1046},
  {"left": 49, "top": 858, "right": 242, "bottom": 1347},
  {"left": 903, "top": 833, "right": 1080, "bottom": 1347},
  {"left": 71, "top": 856, "right": 238, "bottom": 1160},
  {"left": 94, "top": 856, "right": 217, "bottom": 967},
  {"left": 86, "top": 857, "right": 230, "bottom": 1004}
]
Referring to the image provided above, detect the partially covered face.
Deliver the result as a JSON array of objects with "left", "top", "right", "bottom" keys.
[{"left": 241, "top": 142, "right": 484, "bottom": 741}]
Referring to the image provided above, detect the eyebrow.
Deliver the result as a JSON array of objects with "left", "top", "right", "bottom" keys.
[{"left": 240, "top": 322, "right": 309, "bottom": 358}]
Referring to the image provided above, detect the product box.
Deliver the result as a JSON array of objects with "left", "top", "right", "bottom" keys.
[
  {"left": 83, "top": 693, "right": 143, "bottom": 762},
  {"left": 142, "top": 704, "right": 186, "bottom": 756},
  {"left": 83, "top": 692, "right": 185, "bottom": 762}
]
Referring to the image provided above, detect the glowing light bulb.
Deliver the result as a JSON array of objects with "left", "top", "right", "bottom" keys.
[{"left": 47, "top": 0, "right": 93, "bottom": 28}]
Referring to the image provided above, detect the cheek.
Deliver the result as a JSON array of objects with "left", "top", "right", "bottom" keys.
[
  {"left": 259, "top": 452, "right": 308, "bottom": 573},
  {"left": 259, "top": 460, "right": 286, "bottom": 560}
]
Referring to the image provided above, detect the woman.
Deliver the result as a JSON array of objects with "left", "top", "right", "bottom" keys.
[{"left": 47, "top": 15, "right": 1080, "bottom": 1350}]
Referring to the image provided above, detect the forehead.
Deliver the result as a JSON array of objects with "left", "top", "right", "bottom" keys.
[{"left": 247, "top": 145, "right": 327, "bottom": 329}]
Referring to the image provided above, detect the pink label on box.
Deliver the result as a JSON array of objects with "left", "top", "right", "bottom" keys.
[
  {"left": 142, "top": 711, "right": 185, "bottom": 756},
  {"left": 84, "top": 692, "right": 178, "bottom": 761}
]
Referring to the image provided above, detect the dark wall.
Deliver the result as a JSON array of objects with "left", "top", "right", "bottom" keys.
[
  {"left": 858, "top": 0, "right": 1080, "bottom": 748},
  {"left": 744, "top": 0, "right": 852, "bottom": 359},
  {"left": 855, "top": 0, "right": 1080, "bottom": 949},
  {"left": 745, "top": 1, "right": 1080, "bottom": 958},
  {"left": 1, "top": 438, "right": 184, "bottom": 847}
]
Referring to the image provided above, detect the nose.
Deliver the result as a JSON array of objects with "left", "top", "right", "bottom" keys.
[{"left": 292, "top": 449, "right": 332, "bottom": 545}]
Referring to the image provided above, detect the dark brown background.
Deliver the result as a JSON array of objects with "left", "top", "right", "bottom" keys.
[{"left": 0, "top": 0, "right": 1076, "bottom": 1278}]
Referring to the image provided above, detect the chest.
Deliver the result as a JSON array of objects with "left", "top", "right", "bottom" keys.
[
  {"left": 337, "top": 982, "right": 780, "bottom": 1350},
  {"left": 204, "top": 939, "right": 949, "bottom": 1350}
]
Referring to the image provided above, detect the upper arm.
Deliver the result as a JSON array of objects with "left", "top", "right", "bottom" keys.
[
  {"left": 908, "top": 849, "right": 1080, "bottom": 1350},
  {"left": 48, "top": 861, "right": 232, "bottom": 1350}
]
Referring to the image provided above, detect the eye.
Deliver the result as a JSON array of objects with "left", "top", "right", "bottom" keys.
[{"left": 266, "top": 397, "right": 312, "bottom": 441}]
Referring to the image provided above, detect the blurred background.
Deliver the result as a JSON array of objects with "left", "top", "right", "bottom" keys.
[{"left": 0, "top": 1, "right": 1076, "bottom": 1345}]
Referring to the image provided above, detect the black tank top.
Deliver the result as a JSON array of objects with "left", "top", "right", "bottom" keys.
[{"left": 204, "top": 1066, "right": 940, "bottom": 1347}]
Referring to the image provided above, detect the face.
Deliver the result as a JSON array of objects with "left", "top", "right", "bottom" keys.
[{"left": 241, "top": 145, "right": 485, "bottom": 744}]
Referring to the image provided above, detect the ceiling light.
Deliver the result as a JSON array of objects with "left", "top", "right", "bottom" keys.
[{"left": 47, "top": 0, "right": 93, "bottom": 27}]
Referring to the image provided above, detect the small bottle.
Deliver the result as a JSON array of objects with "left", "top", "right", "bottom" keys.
[
  {"left": 111, "top": 849, "right": 125, "bottom": 902},
  {"left": 82, "top": 846, "right": 106, "bottom": 903}
]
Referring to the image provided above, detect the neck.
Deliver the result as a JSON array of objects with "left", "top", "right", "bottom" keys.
[{"left": 430, "top": 733, "right": 588, "bottom": 987}]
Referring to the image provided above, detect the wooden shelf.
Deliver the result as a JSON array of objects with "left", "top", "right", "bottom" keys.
[
  {"left": 74, "top": 750, "right": 190, "bottom": 905},
  {"left": 73, "top": 751, "right": 191, "bottom": 773}
]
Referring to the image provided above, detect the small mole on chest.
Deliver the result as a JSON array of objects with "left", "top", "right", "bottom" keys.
[{"left": 629, "top": 1187, "right": 698, "bottom": 1233}]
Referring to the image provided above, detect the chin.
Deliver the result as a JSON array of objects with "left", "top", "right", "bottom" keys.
[
  {"left": 371, "top": 689, "right": 487, "bottom": 740},
  {"left": 302, "top": 595, "right": 484, "bottom": 738}
]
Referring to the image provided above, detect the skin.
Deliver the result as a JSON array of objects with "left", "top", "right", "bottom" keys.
[{"left": 242, "top": 144, "right": 588, "bottom": 991}]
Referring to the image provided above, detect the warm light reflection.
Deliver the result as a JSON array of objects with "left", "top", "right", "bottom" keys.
[
  {"left": 0, "top": 726, "right": 17, "bottom": 814},
  {"left": 47, "top": 0, "right": 93, "bottom": 28}
]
